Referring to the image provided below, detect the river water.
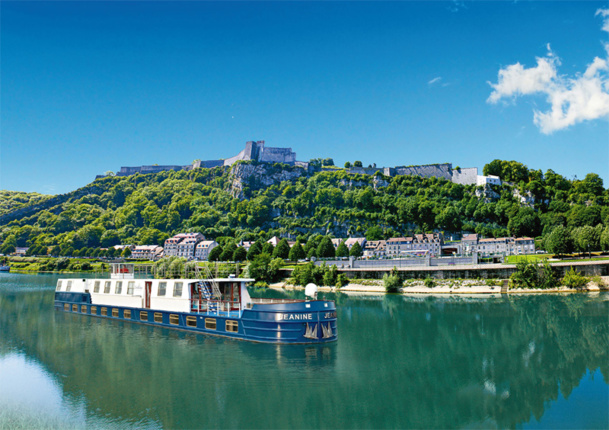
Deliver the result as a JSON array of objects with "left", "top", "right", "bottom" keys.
[{"left": 0, "top": 272, "right": 607, "bottom": 429}]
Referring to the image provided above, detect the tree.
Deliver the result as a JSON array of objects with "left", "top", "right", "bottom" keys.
[
  {"left": 572, "top": 225, "right": 600, "bottom": 256},
  {"left": 233, "top": 246, "right": 247, "bottom": 262},
  {"left": 220, "top": 242, "right": 237, "bottom": 261},
  {"left": 262, "top": 242, "right": 274, "bottom": 255},
  {"left": 288, "top": 240, "right": 306, "bottom": 261},
  {"left": 601, "top": 226, "right": 609, "bottom": 251},
  {"left": 344, "top": 161, "right": 352, "bottom": 168},
  {"left": 365, "top": 226, "right": 384, "bottom": 241},
  {"left": 336, "top": 241, "right": 349, "bottom": 258},
  {"left": 508, "top": 207, "right": 541, "bottom": 237},
  {"left": 544, "top": 226, "right": 573, "bottom": 256},
  {"left": 247, "top": 253, "right": 282, "bottom": 283},
  {"left": 208, "top": 245, "right": 223, "bottom": 262},
  {"left": 121, "top": 247, "right": 132, "bottom": 258},
  {"left": 246, "top": 241, "right": 263, "bottom": 261},
  {"left": 322, "top": 158, "right": 334, "bottom": 166},
  {"left": 273, "top": 238, "right": 290, "bottom": 259},
  {"left": 349, "top": 241, "right": 363, "bottom": 258},
  {"left": 317, "top": 236, "right": 336, "bottom": 258},
  {"left": 0, "top": 236, "right": 17, "bottom": 255},
  {"left": 353, "top": 161, "right": 363, "bottom": 167}
]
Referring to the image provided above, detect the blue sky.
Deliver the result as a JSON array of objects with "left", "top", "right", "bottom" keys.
[{"left": 1, "top": 1, "right": 608, "bottom": 194}]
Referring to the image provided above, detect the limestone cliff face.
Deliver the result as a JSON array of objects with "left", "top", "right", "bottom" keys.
[{"left": 228, "top": 162, "right": 309, "bottom": 198}]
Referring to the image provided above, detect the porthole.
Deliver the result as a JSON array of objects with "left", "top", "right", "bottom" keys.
[
  {"left": 186, "top": 316, "right": 197, "bottom": 327},
  {"left": 91, "top": 306, "right": 97, "bottom": 314},
  {"left": 154, "top": 312, "right": 163, "bottom": 323},
  {"left": 140, "top": 311, "right": 148, "bottom": 321},
  {"left": 124, "top": 309, "right": 131, "bottom": 319},
  {"left": 205, "top": 318, "right": 216, "bottom": 330},
  {"left": 64, "top": 304, "right": 70, "bottom": 311},
  {"left": 112, "top": 308, "right": 119, "bottom": 318},
  {"left": 169, "top": 314, "right": 179, "bottom": 325},
  {"left": 101, "top": 307, "right": 107, "bottom": 316},
  {"left": 72, "top": 304, "right": 78, "bottom": 312},
  {"left": 81, "top": 305, "right": 87, "bottom": 313}
]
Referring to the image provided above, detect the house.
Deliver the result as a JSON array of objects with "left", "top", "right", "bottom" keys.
[
  {"left": 386, "top": 234, "right": 443, "bottom": 257},
  {"left": 363, "top": 240, "right": 386, "bottom": 258},
  {"left": 344, "top": 238, "right": 366, "bottom": 249},
  {"left": 195, "top": 241, "right": 219, "bottom": 261}
]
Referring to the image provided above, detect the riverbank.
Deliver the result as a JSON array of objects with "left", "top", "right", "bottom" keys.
[{"left": 270, "top": 276, "right": 609, "bottom": 295}]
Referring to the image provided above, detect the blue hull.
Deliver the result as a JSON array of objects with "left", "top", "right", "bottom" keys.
[{"left": 54, "top": 292, "right": 337, "bottom": 344}]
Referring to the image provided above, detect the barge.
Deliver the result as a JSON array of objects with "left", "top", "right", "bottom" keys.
[{"left": 54, "top": 263, "right": 337, "bottom": 344}]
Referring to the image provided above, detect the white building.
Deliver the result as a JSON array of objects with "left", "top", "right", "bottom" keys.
[
  {"left": 195, "top": 241, "right": 219, "bottom": 261},
  {"left": 164, "top": 233, "right": 205, "bottom": 259},
  {"left": 363, "top": 240, "right": 386, "bottom": 258},
  {"left": 131, "top": 245, "right": 164, "bottom": 260},
  {"left": 386, "top": 234, "right": 443, "bottom": 257},
  {"left": 476, "top": 175, "right": 501, "bottom": 186}
]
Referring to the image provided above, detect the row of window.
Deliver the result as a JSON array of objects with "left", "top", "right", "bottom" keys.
[
  {"left": 91, "top": 281, "right": 183, "bottom": 297},
  {"left": 62, "top": 304, "right": 239, "bottom": 332}
]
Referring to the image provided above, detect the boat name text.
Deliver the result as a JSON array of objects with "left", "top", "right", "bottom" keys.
[{"left": 276, "top": 313, "right": 313, "bottom": 321}]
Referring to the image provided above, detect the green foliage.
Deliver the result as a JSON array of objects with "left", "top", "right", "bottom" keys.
[
  {"left": 561, "top": 267, "right": 589, "bottom": 289},
  {"left": 383, "top": 271, "right": 402, "bottom": 293},
  {"left": 349, "top": 241, "right": 363, "bottom": 258},
  {"left": 233, "top": 246, "right": 247, "bottom": 262},
  {"left": 423, "top": 277, "right": 436, "bottom": 288},
  {"left": 544, "top": 225, "right": 573, "bottom": 255},
  {"left": 246, "top": 241, "right": 263, "bottom": 261},
  {"left": 288, "top": 240, "right": 305, "bottom": 261},
  {"left": 344, "top": 161, "right": 352, "bottom": 168},
  {"left": 353, "top": 161, "right": 363, "bottom": 168},
  {"left": 208, "top": 245, "right": 222, "bottom": 262},
  {"left": 246, "top": 253, "right": 283, "bottom": 283},
  {"left": 335, "top": 273, "right": 349, "bottom": 288},
  {"left": 317, "top": 237, "right": 336, "bottom": 258},
  {"left": 510, "top": 259, "right": 559, "bottom": 290},
  {"left": 365, "top": 226, "right": 384, "bottom": 240},
  {"left": 272, "top": 238, "right": 290, "bottom": 259},
  {"left": 220, "top": 242, "right": 237, "bottom": 261},
  {"left": 336, "top": 241, "right": 349, "bottom": 258}
]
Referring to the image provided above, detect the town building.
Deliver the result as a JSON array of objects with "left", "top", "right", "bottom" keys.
[
  {"left": 164, "top": 233, "right": 205, "bottom": 259},
  {"left": 386, "top": 234, "right": 443, "bottom": 257},
  {"left": 131, "top": 245, "right": 164, "bottom": 260},
  {"left": 458, "top": 234, "right": 536, "bottom": 256},
  {"left": 195, "top": 241, "right": 219, "bottom": 261},
  {"left": 363, "top": 240, "right": 386, "bottom": 258}
]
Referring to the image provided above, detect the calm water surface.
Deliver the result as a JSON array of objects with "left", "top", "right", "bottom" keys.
[{"left": 0, "top": 273, "right": 607, "bottom": 429}]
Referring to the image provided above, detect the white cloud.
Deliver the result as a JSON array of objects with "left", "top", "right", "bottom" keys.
[
  {"left": 428, "top": 76, "right": 442, "bottom": 85},
  {"left": 487, "top": 9, "right": 609, "bottom": 134}
]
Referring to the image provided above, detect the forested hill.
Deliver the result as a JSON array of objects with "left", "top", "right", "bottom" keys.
[
  {"left": 0, "top": 191, "right": 54, "bottom": 217},
  {"left": 0, "top": 159, "right": 607, "bottom": 255}
]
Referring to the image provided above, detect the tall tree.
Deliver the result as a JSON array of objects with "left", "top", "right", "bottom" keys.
[
  {"left": 317, "top": 236, "right": 335, "bottom": 258},
  {"left": 273, "top": 238, "right": 290, "bottom": 259},
  {"left": 336, "top": 241, "right": 349, "bottom": 258},
  {"left": 349, "top": 241, "right": 363, "bottom": 258},
  {"left": 288, "top": 240, "right": 305, "bottom": 261}
]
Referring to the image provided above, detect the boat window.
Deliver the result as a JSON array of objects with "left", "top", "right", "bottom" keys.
[
  {"left": 169, "top": 314, "right": 179, "bottom": 325},
  {"left": 173, "top": 282, "right": 183, "bottom": 297},
  {"left": 64, "top": 304, "right": 70, "bottom": 311},
  {"left": 186, "top": 316, "right": 197, "bottom": 327},
  {"left": 124, "top": 309, "right": 131, "bottom": 319},
  {"left": 112, "top": 308, "right": 119, "bottom": 317},
  {"left": 101, "top": 307, "right": 107, "bottom": 316},
  {"left": 104, "top": 281, "right": 111, "bottom": 294},
  {"left": 158, "top": 282, "right": 167, "bottom": 296},
  {"left": 66, "top": 281, "right": 72, "bottom": 292},
  {"left": 93, "top": 281, "right": 100, "bottom": 293},
  {"left": 72, "top": 304, "right": 78, "bottom": 312},
  {"left": 205, "top": 318, "right": 216, "bottom": 330},
  {"left": 154, "top": 312, "right": 163, "bottom": 323},
  {"left": 81, "top": 305, "right": 87, "bottom": 313},
  {"left": 91, "top": 306, "right": 97, "bottom": 314},
  {"left": 226, "top": 320, "right": 238, "bottom": 333},
  {"left": 127, "top": 281, "right": 135, "bottom": 295},
  {"left": 56, "top": 281, "right": 62, "bottom": 291},
  {"left": 140, "top": 311, "right": 148, "bottom": 321},
  {"left": 115, "top": 282, "right": 122, "bottom": 294}
]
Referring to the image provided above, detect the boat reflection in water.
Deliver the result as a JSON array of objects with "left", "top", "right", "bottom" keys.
[{"left": 0, "top": 273, "right": 607, "bottom": 429}]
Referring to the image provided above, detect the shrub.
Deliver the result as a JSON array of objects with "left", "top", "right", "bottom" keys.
[
  {"left": 591, "top": 275, "right": 606, "bottom": 287},
  {"left": 561, "top": 267, "right": 589, "bottom": 289},
  {"left": 335, "top": 273, "right": 349, "bottom": 288},
  {"left": 424, "top": 277, "right": 436, "bottom": 288},
  {"left": 383, "top": 273, "right": 401, "bottom": 293},
  {"left": 253, "top": 281, "right": 269, "bottom": 288}
]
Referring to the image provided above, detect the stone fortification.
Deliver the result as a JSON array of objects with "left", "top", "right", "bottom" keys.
[
  {"left": 394, "top": 163, "right": 453, "bottom": 181},
  {"left": 451, "top": 167, "right": 478, "bottom": 185},
  {"left": 228, "top": 162, "right": 309, "bottom": 198}
]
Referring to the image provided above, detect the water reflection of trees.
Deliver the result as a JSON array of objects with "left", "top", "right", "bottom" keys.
[{"left": 0, "top": 285, "right": 607, "bottom": 429}]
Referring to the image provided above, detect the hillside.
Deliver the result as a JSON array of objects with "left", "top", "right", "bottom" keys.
[
  {"left": 0, "top": 159, "right": 607, "bottom": 255},
  {"left": 0, "top": 191, "right": 54, "bottom": 217}
]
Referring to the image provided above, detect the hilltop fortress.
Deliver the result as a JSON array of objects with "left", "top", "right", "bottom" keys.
[{"left": 97, "top": 140, "right": 499, "bottom": 187}]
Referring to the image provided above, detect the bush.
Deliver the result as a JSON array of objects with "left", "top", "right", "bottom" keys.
[
  {"left": 561, "top": 267, "right": 589, "bottom": 289},
  {"left": 335, "top": 273, "right": 349, "bottom": 288},
  {"left": 253, "top": 281, "right": 269, "bottom": 288},
  {"left": 591, "top": 275, "right": 606, "bottom": 287},
  {"left": 383, "top": 273, "right": 401, "bottom": 293},
  {"left": 424, "top": 277, "right": 436, "bottom": 288}
]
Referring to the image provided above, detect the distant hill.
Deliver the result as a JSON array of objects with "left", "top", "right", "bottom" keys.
[
  {"left": 0, "top": 191, "right": 54, "bottom": 217},
  {"left": 0, "top": 160, "right": 607, "bottom": 255}
]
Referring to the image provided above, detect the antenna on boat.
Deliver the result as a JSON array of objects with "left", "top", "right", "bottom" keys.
[{"left": 305, "top": 283, "right": 318, "bottom": 300}]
